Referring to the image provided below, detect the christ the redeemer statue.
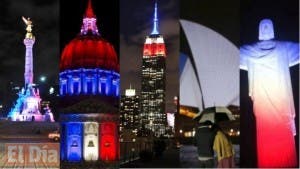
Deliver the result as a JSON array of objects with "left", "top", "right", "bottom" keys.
[{"left": 240, "top": 19, "right": 299, "bottom": 167}]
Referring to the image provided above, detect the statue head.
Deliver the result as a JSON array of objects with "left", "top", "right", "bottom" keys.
[{"left": 258, "top": 19, "right": 275, "bottom": 41}]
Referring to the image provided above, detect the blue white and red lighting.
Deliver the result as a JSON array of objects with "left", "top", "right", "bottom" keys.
[
  {"left": 7, "top": 18, "right": 54, "bottom": 122},
  {"left": 143, "top": 1, "right": 166, "bottom": 58},
  {"left": 59, "top": 0, "right": 119, "bottom": 163}
]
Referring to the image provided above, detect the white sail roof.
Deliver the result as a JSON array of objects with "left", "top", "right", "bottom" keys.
[
  {"left": 180, "top": 19, "right": 239, "bottom": 112},
  {"left": 180, "top": 54, "right": 203, "bottom": 109}
]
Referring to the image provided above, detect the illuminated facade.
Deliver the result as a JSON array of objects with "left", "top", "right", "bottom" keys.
[
  {"left": 7, "top": 17, "right": 54, "bottom": 122},
  {"left": 240, "top": 19, "right": 298, "bottom": 167},
  {"left": 140, "top": 2, "right": 167, "bottom": 136},
  {"left": 59, "top": 0, "right": 119, "bottom": 167},
  {"left": 120, "top": 87, "right": 140, "bottom": 133}
]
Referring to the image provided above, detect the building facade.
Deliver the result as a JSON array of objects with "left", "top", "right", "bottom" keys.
[
  {"left": 140, "top": 2, "right": 167, "bottom": 137},
  {"left": 59, "top": 0, "right": 119, "bottom": 168},
  {"left": 120, "top": 87, "right": 140, "bottom": 133}
]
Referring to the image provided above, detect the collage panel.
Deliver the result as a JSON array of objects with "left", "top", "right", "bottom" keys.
[
  {"left": 240, "top": 0, "right": 299, "bottom": 167},
  {"left": 59, "top": 0, "right": 119, "bottom": 168},
  {"left": 120, "top": 0, "right": 179, "bottom": 168},
  {"left": 0, "top": 0, "right": 298, "bottom": 168},
  {"left": 179, "top": 0, "right": 240, "bottom": 168},
  {"left": 0, "top": 0, "right": 59, "bottom": 168}
]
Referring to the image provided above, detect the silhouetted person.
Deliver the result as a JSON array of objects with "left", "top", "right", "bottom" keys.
[{"left": 194, "top": 120, "right": 216, "bottom": 168}]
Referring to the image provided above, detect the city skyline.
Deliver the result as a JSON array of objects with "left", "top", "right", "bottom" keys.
[{"left": 120, "top": 0, "right": 179, "bottom": 114}]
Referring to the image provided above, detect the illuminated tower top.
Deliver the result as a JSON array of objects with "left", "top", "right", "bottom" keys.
[
  {"left": 80, "top": 0, "right": 99, "bottom": 35},
  {"left": 125, "top": 85, "right": 136, "bottom": 97},
  {"left": 143, "top": 1, "right": 166, "bottom": 57},
  {"left": 22, "top": 16, "right": 35, "bottom": 87},
  {"left": 60, "top": 0, "right": 119, "bottom": 72},
  {"left": 151, "top": 1, "right": 159, "bottom": 35}
]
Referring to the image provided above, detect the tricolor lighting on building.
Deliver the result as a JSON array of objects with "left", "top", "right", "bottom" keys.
[
  {"left": 59, "top": 0, "right": 119, "bottom": 166},
  {"left": 140, "top": 1, "right": 167, "bottom": 137}
]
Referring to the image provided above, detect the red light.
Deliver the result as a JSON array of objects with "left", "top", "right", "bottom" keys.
[
  {"left": 99, "top": 122, "right": 118, "bottom": 161},
  {"left": 60, "top": 37, "right": 119, "bottom": 72},
  {"left": 84, "top": 0, "right": 95, "bottom": 18},
  {"left": 143, "top": 43, "right": 166, "bottom": 57},
  {"left": 254, "top": 99, "right": 297, "bottom": 167}
]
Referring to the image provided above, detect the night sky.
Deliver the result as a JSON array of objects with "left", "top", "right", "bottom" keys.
[
  {"left": 180, "top": 0, "right": 240, "bottom": 47},
  {"left": 120, "top": 0, "right": 179, "bottom": 113},
  {"left": 0, "top": 0, "right": 59, "bottom": 115}
]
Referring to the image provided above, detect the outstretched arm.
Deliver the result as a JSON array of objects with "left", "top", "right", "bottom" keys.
[
  {"left": 287, "top": 42, "right": 299, "bottom": 67},
  {"left": 240, "top": 45, "right": 250, "bottom": 71},
  {"left": 22, "top": 16, "right": 28, "bottom": 25}
]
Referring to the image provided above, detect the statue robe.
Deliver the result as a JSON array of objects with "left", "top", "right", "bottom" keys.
[{"left": 240, "top": 41, "right": 299, "bottom": 167}]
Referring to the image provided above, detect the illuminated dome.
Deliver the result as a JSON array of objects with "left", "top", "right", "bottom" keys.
[
  {"left": 59, "top": 0, "right": 119, "bottom": 97},
  {"left": 60, "top": 1, "right": 119, "bottom": 166},
  {"left": 59, "top": 0, "right": 118, "bottom": 72},
  {"left": 60, "top": 34, "right": 119, "bottom": 72}
]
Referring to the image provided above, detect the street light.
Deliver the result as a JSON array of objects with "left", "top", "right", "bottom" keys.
[{"left": 40, "top": 76, "right": 46, "bottom": 82}]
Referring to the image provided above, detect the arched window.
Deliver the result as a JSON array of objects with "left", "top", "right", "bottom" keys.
[
  {"left": 86, "top": 78, "right": 93, "bottom": 94},
  {"left": 73, "top": 81, "right": 79, "bottom": 94},
  {"left": 62, "top": 83, "right": 67, "bottom": 95}
]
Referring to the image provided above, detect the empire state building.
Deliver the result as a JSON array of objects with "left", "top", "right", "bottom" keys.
[{"left": 140, "top": 1, "right": 167, "bottom": 136}]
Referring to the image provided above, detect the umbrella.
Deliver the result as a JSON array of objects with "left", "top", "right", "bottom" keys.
[{"left": 193, "top": 106, "right": 235, "bottom": 123}]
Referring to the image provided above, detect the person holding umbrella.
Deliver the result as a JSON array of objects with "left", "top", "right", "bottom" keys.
[
  {"left": 194, "top": 119, "right": 235, "bottom": 168},
  {"left": 194, "top": 120, "right": 217, "bottom": 168}
]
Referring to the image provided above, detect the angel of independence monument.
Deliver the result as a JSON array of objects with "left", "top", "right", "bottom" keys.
[{"left": 7, "top": 17, "right": 54, "bottom": 122}]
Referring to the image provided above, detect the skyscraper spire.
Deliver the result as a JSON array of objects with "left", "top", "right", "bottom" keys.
[
  {"left": 151, "top": 0, "right": 159, "bottom": 35},
  {"left": 85, "top": 0, "right": 95, "bottom": 18}
]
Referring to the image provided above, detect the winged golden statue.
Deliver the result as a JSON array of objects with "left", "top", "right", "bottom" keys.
[{"left": 22, "top": 16, "right": 34, "bottom": 39}]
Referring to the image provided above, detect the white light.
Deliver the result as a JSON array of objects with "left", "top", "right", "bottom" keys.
[
  {"left": 179, "top": 129, "right": 183, "bottom": 134},
  {"left": 40, "top": 76, "right": 46, "bottom": 82},
  {"left": 49, "top": 87, "right": 54, "bottom": 95},
  {"left": 0, "top": 105, "right": 2, "bottom": 109},
  {"left": 230, "top": 129, "right": 234, "bottom": 132},
  {"left": 167, "top": 113, "right": 175, "bottom": 127},
  {"left": 83, "top": 122, "right": 99, "bottom": 161},
  {"left": 125, "top": 89, "right": 136, "bottom": 96},
  {"left": 156, "top": 37, "right": 164, "bottom": 43},
  {"left": 145, "top": 37, "right": 152, "bottom": 44}
]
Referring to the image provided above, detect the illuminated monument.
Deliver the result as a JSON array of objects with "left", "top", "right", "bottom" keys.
[
  {"left": 140, "top": 2, "right": 167, "bottom": 137},
  {"left": 59, "top": 0, "right": 119, "bottom": 167},
  {"left": 240, "top": 19, "right": 299, "bottom": 167},
  {"left": 7, "top": 17, "right": 54, "bottom": 122}
]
